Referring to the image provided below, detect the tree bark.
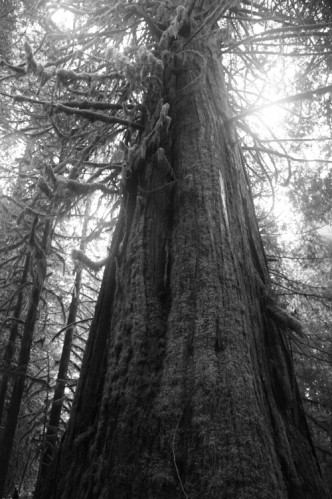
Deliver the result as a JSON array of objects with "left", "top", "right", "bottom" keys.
[{"left": 37, "top": 34, "right": 328, "bottom": 499}]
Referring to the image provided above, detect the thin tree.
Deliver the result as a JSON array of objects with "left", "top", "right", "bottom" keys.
[
  {"left": 35, "top": 200, "right": 92, "bottom": 490},
  {"left": 0, "top": 217, "right": 50, "bottom": 498},
  {"left": 0, "top": 245, "right": 31, "bottom": 423}
]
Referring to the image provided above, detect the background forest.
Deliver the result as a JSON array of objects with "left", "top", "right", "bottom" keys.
[{"left": 1, "top": 0, "right": 332, "bottom": 496}]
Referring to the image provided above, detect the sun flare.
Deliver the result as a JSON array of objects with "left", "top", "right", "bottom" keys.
[
  {"left": 258, "top": 102, "right": 287, "bottom": 127},
  {"left": 50, "top": 8, "right": 75, "bottom": 30}
]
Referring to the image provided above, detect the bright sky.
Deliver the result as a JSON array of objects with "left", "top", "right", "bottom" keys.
[{"left": 50, "top": 7, "right": 75, "bottom": 30}]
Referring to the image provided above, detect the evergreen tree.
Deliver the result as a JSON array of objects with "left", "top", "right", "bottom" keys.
[{"left": 32, "top": 0, "right": 328, "bottom": 497}]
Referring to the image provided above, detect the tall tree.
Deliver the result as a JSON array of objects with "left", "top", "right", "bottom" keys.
[
  {"left": 35, "top": 200, "right": 92, "bottom": 490},
  {"left": 0, "top": 217, "right": 50, "bottom": 497},
  {"left": 32, "top": 1, "right": 329, "bottom": 498}
]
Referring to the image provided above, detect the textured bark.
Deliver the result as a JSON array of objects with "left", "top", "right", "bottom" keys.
[{"left": 37, "top": 35, "right": 328, "bottom": 499}]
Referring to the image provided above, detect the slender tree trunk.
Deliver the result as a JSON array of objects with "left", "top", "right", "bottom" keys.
[
  {"left": 0, "top": 219, "right": 50, "bottom": 498},
  {"left": 0, "top": 252, "right": 30, "bottom": 422},
  {"left": 35, "top": 202, "right": 91, "bottom": 491},
  {"left": 37, "top": 33, "right": 328, "bottom": 499},
  {"left": 35, "top": 267, "right": 81, "bottom": 483}
]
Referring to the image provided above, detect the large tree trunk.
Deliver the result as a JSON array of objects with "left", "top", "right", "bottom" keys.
[{"left": 37, "top": 34, "right": 328, "bottom": 499}]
